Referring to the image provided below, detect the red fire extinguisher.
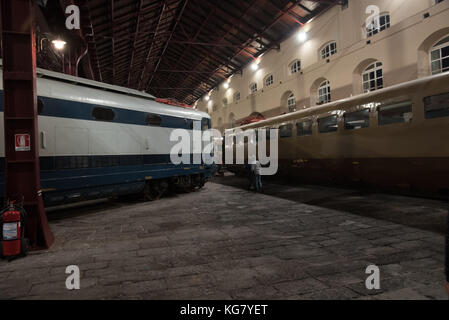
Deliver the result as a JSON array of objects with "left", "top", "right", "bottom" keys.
[{"left": 0, "top": 200, "right": 29, "bottom": 260}]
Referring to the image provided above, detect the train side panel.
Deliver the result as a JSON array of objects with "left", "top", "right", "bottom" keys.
[
  {"left": 228, "top": 73, "right": 449, "bottom": 197},
  {"left": 0, "top": 75, "right": 214, "bottom": 206}
]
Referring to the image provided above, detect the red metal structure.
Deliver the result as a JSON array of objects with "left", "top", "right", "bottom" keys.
[
  {"left": 155, "top": 98, "right": 193, "bottom": 109},
  {"left": 240, "top": 112, "right": 266, "bottom": 126},
  {"left": 0, "top": 0, "right": 54, "bottom": 249}
]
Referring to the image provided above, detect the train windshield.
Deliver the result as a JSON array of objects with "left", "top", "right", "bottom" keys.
[{"left": 202, "top": 118, "right": 211, "bottom": 131}]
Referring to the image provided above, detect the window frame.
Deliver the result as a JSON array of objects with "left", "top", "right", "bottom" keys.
[
  {"left": 290, "top": 59, "right": 301, "bottom": 74},
  {"left": 318, "top": 115, "right": 339, "bottom": 134},
  {"left": 202, "top": 118, "right": 210, "bottom": 131},
  {"left": 296, "top": 120, "right": 313, "bottom": 137},
  {"left": 366, "top": 13, "right": 391, "bottom": 38},
  {"left": 250, "top": 82, "right": 258, "bottom": 94},
  {"left": 287, "top": 93, "right": 296, "bottom": 113},
  {"left": 320, "top": 41, "right": 337, "bottom": 60},
  {"left": 430, "top": 35, "right": 449, "bottom": 75},
  {"left": 317, "top": 80, "right": 331, "bottom": 105},
  {"left": 279, "top": 123, "right": 293, "bottom": 138},
  {"left": 265, "top": 74, "right": 274, "bottom": 87},
  {"left": 344, "top": 108, "right": 370, "bottom": 130},
  {"left": 362, "top": 62, "right": 384, "bottom": 93},
  {"left": 424, "top": 92, "right": 449, "bottom": 119},
  {"left": 377, "top": 101, "right": 413, "bottom": 126}
]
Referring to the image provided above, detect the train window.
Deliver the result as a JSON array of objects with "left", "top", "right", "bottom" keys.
[
  {"left": 92, "top": 107, "right": 115, "bottom": 121},
  {"left": 378, "top": 102, "right": 413, "bottom": 125},
  {"left": 297, "top": 120, "right": 313, "bottom": 136},
  {"left": 279, "top": 124, "right": 293, "bottom": 138},
  {"left": 38, "top": 99, "right": 44, "bottom": 115},
  {"left": 202, "top": 118, "right": 210, "bottom": 131},
  {"left": 424, "top": 92, "right": 449, "bottom": 119},
  {"left": 146, "top": 113, "right": 162, "bottom": 126},
  {"left": 318, "top": 115, "right": 338, "bottom": 133},
  {"left": 345, "top": 109, "right": 370, "bottom": 130}
]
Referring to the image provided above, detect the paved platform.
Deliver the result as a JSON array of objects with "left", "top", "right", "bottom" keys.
[{"left": 0, "top": 175, "right": 447, "bottom": 300}]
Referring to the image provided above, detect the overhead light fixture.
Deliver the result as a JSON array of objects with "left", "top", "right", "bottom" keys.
[
  {"left": 52, "top": 39, "right": 67, "bottom": 50},
  {"left": 297, "top": 31, "right": 308, "bottom": 43},
  {"left": 251, "top": 60, "right": 260, "bottom": 71}
]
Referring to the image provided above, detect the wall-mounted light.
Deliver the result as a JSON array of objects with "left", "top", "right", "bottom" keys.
[
  {"left": 297, "top": 31, "right": 308, "bottom": 43},
  {"left": 52, "top": 39, "right": 67, "bottom": 50},
  {"left": 223, "top": 82, "right": 229, "bottom": 89},
  {"left": 251, "top": 60, "right": 260, "bottom": 71},
  {"left": 204, "top": 95, "right": 210, "bottom": 102}
]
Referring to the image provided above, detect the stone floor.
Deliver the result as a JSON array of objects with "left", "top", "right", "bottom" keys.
[{"left": 0, "top": 174, "right": 447, "bottom": 300}]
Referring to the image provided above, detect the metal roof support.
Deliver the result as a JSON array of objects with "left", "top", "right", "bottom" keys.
[
  {"left": 137, "top": 2, "right": 168, "bottom": 91},
  {"left": 145, "top": 0, "right": 190, "bottom": 90},
  {"left": 127, "top": 0, "right": 144, "bottom": 87},
  {"left": 166, "top": 0, "right": 260, "bottom": 100},
  {"left": 0, "top": 0, "right": 54, "bottom": 249},
  {"left": 109, "top": 0, "right": 115, "bottom": 83},
  {"left": 187, "top": 0, "right": 303, "bottom": 101}
]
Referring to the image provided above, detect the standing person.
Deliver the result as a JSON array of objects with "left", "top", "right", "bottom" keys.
[
  {"left": 250, "top": 160, "right": 262, "bottom": 192},
  {"left": 255, "top": 160, "right": 262, "bottom": 192}
]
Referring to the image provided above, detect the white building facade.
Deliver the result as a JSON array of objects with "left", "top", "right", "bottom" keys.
[{"left": 196, "top": 0, "right": 449, "bottom": 132}]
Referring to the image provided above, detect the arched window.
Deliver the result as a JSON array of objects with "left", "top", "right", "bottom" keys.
[
  {"left": 265, "top": 74, "right": 274, "bottom": 87},
  {"left": 366, "top": 14, "right": 390, "bottom": 38},
  {"left": 290, "top": 60, "right": 301, "bottom": 74},
  {"left": 430, "top": 35, "right": 449, "bottom": 75},
  {"left": 250, "top": 82, "right": 258, "bottom": 94},
  {"left": 318, "top": 80, "right": 331, "bottom": 104},
  {"left": 234, "top": 91, "right": 241, "bottom": 102},
  {"left": 362, "top": 62, "right": 383, "bottom": 93},
  {"left": 321, "top": 42, "right": 337, "bottom": 60},
  {"left": 287, "top": 93, "right": 296, "bottom": 113}
]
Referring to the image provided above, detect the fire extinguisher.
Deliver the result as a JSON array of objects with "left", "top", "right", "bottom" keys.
[{"left": 0, "top": 200, "right": 29, "bottom": 260}]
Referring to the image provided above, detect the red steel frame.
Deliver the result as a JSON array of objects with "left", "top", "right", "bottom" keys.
[{"left": 1, "top": 0, "right": 54, "bottom": 249}]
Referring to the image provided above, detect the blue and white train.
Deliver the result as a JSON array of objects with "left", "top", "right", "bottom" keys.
[{"left": 0, "top": 67, "right": 214, "bottom": 206}]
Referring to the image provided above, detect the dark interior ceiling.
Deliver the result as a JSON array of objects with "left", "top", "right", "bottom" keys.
[{"left": 36, "top": 0, "right": 341, "bottom": 105}]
